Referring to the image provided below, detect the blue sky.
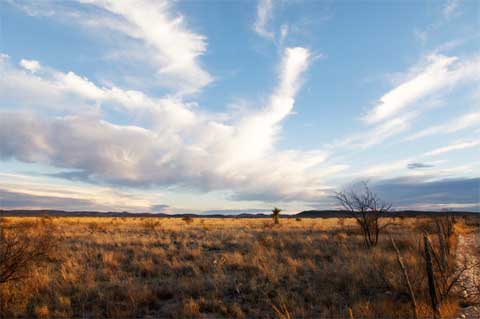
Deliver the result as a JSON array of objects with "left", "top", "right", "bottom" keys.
[{"left": 0, "top": 0, "right": 479, "bottom": 213}]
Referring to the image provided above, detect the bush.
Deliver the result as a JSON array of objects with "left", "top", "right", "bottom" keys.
[
  {"left": 0, "top": 218, "right": 57, "bottom": 284},
  {"left": 182, "top": 216, "right": 194, "bottom": 224}
]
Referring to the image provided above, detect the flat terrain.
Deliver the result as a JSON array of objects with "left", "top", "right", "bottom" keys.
[{"left": 1, "top": 216, "right": 479, "bottom": 318}]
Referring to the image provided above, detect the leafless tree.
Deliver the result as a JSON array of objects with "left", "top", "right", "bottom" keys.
[{"left": 334, "top": 181, "right": 392, "bottom": 248}]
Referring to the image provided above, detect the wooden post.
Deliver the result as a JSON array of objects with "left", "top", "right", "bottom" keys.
[
  {"left": 423, "top": 233, "right": 440, "bottom": 319},
  {"left": 391, "top": 236, "right": 418, "bottom": 319}
]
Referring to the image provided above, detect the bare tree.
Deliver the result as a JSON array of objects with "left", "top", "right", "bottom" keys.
[
  {"left": 272, "top": 207, "right": 281, "bottom": 225},
  {"left": 334, "top": 181, "right": 392, "bottom": 248}
]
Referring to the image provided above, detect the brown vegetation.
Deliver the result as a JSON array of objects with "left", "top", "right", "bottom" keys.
[{"left": 0, "top": 215, "right": 477, "bottom": 318}]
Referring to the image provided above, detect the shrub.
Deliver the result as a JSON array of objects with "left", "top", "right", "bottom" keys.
[
  {"left": 334, "top": 181, "right": 392, "bottom": 248},
  {"left": 182, "top": 216, "right": 194, "bottom": 224},
  {"left": 0, "top": 218, "right": 56, "bottom": 284}
]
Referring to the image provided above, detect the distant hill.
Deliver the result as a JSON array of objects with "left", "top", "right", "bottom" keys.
[{"left": 0, "top": 209, "right": 478, "bottom": 218}]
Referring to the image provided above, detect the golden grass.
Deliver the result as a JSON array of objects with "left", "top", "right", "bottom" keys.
[{"left": 0, "top": 216, "right": 477, "bottom": 318}]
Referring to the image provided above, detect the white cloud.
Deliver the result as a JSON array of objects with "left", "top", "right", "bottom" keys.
[
  {"left": 78, "top": 0, "right": 212, "bottom": 94},
  {"left": 279, "top": 24, "right": 289, "bottom": 44},
  {"left": 0, "top": 48, "right": 339, "bottom": 203},
  {"left": 364, "top": 54, "right": 480, "bottom": 124},
  {"left": 19, "top": 59, "right": 41, "bottom": 73},
  {"left": 404, "top": 110, "right": 480, "bottom": 141},
  {"left": 0, "top": 173, "right": 154, "bottom": 211},
  {"left": 254, "top": 0, "right": 275, "bottom": 39},
  {"left": 359, "top": 159, "right": 412, "bottom": 178},
  {"left": 11, "top": 0, "right": 212, "bottom": 94},
  {"left": 424, "top": 139, "right": 480, "bottom": 157}
]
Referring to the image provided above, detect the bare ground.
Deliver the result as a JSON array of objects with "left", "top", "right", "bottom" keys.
[{"left": 456, "top": 231, "right": 480, "bottom": 318}]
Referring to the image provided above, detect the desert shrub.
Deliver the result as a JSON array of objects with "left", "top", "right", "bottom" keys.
[
  {"left": 334, "top": 181, "right": 392, "bottom": 248},
  {"left": 182, "top": 216, "right": 194, "bottom": 224},
  {"left": 0, "top": 218, "right": 57, "bottom": 284},
  {"left": 143, "top": 220, "right": 160, "bottom": 231}
]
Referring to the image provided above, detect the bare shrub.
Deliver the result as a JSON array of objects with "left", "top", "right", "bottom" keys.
[
  {"left": 0, "top": 218, "right": 57, "bottom": 284},
  {"left": 334, "top": 181, "right": 392, "bottom": 248}
]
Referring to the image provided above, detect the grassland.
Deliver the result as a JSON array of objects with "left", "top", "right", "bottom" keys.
[{"left": 1, "top": 215, "right": 478, "bottom": 318}]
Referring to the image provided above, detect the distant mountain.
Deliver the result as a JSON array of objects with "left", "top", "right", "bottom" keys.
[
  {"left": 296, "top": 210, "right": 351, "bottom": 218},
  {"left": 0, "top": 209, "right": 478, "bottom": 218}
]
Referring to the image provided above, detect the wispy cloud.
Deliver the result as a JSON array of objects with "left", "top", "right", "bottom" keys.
[
  {"left": 424, "top": 139, "right": 480, "bottom": 157},
  {"left": 443, "top": 0, "right": 462, "bottom": 20},
  {"left": 404, "top": 110, "right": 480, "bottom": 141},
  {"left": 11, "top": 0, "right": 212, "bottom": 94},
  {"left": 82, "top": 0, "right": 213, "bottom": 94},
  {"left": 364, "top": 54, "right": 480, "bottom": 124},
  {"left": 408, "top": 162, "right": 434, "bottom": 170},
  {"left": 254, "top": 0, "right": 275, "bottom": 40}
]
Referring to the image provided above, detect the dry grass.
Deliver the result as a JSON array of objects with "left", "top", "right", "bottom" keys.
[{"left": 0, "top": 216, "right": 477, "bottom": 318}]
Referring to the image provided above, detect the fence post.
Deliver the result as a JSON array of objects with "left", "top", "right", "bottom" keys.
[
  {"left": 423, "top": 233, "right": 440, "bottom": 319},
  {"left": 390, "top": 236, "right": 418, "bottom": 319}
]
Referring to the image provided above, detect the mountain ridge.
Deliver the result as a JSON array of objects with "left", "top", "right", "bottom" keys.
[{"left": 0, "top": 209, "right": 478, "bottom": 218}]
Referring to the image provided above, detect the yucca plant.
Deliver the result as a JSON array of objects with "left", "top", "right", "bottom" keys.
[{"left": 272, "top": 207, "right": 282, "bottom": 225}]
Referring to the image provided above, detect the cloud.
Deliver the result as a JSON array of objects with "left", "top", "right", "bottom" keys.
[
  {"left": 423, "top": 139, "right": 480, "bottom": 157},
  {"left": 0, "top": 184, "right": 150, "bottom": 211},
  {"left": 404, "top": 110, "right": 480, "bottom": 141},
  {"left": 443, "top": 0, "right": 462, "bottom": 20},
  {"left": 372, "top": 176, "right": 479, "bottom": 211},
  {"left": 0, "top": 55, "right": 197, "bottom": 128},
  {"left": 84, "top": 0, "right": 213, "bottom": 93},
  {"left": 10, "top": 0, "right": 212, "bottom": 94},
  {"left": 364, "top": 54, "right": 480, "bottom": 124},
  {"left": 200, "top": 208, "right": 271, "bottom": 215},
  {"left": 328, "top": 54, "right": 479, "bottom": 154},
  {"left": 0, "top": 172, "right": 155, "bottom": 211},
  {"left": 0, "top": 48, "right": 338, "bottom": 203},
  {"left": 254, "top": 0, "right": 275, "bottom": 39},
  {"left": 0, "top": 188, "right": 98, "bottom": 210},
  {"left": 19, "top": 59, "right": 41, "bottom": 73},
  {"left": 150, "top": 204, "right": 172, "bottom": 213},
  {"left": 407, "top": 162, "right": 434, "bottom": 170}
]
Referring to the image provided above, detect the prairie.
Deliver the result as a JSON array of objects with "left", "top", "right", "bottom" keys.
[{"left": 0, "top": 215, "right": 478, "bottom": 318}]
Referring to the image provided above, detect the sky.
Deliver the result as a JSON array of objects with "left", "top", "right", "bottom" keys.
[{"left": 0, "top": 0, "right": 479, "bottom": 214}]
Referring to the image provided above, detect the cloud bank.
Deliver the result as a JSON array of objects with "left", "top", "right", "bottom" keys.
[{"left": 0, "top": 48, "right": 336, "bottom": 202}]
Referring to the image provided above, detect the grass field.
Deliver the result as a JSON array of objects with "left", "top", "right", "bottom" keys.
[{"left": 1, "top": 215, "right": 478, "bottom": 318}]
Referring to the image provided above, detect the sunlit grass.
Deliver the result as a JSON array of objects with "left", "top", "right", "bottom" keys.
[{"left": 1, "top": 215, "right": 476, "bottom": 318}]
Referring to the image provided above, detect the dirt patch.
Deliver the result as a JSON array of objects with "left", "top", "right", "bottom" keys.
[{"left": 456, "top": 231, "right": 480, "bottom": 318}]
